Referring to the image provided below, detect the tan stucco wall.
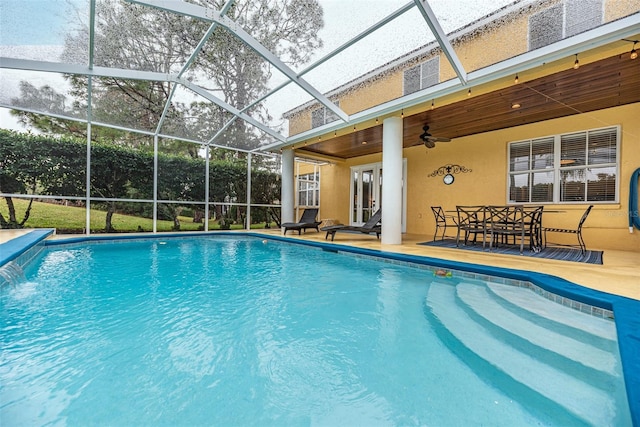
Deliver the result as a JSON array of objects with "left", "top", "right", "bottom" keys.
[
  {"left": 605, "top": 0, "right": 640, "bottom": 21},
  {"left": 448, "top": 13, "right": 530, "bottom": 77},
  {"left": 311, "top": 103, "right": 640, "bottom": 252}
]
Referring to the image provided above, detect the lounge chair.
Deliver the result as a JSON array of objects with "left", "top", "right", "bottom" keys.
[
  {"left": 321, "top": 210, "right": 382, "bottom": 241},
  {"left": 282, "top": 208, "right": 322, "bottom": 235}
]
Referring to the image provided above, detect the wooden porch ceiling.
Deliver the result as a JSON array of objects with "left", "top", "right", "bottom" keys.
[{"left": 295, "top": 54, "right": 640, "bottom": 160}]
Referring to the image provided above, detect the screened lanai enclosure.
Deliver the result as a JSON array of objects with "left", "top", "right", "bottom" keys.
[{"left": 1, "top": 0, "right": 639, "bottom": 233}]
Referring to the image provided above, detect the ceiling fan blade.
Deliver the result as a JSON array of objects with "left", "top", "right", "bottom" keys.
[{"left": 420, "top": 124, "right": 450, "bottom": 146}]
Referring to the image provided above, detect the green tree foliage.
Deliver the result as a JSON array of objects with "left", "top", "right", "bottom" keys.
[
  {"left": 0, "top": 130, "right": 280, "bottom": 231},
  {"left": 0, "top": 130, "right": 85, "bottom": 228}
]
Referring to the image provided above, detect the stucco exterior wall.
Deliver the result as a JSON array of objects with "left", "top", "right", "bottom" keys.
[{"left": 605, "top": 0, "right": 640, "bottom": 21}]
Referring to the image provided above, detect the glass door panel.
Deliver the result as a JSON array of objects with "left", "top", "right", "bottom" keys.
[
  {"left": 352, "top": 171, "right": 359, "bottom": 223},
  {"left": 362, "top": 169, "right": 375, "bottom": 223}
]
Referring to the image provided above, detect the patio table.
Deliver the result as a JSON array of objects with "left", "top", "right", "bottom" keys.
[{"left": 451, "top": 205, "right": 547, "bottom": 253}]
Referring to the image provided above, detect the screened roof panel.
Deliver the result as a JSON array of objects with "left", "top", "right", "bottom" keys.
[
  {"left": 1, "top": 0, "right": 639, "bottom": 153},
  {"left": 0, "top": 0, "right": 88, "bottom": 64},
  {"left": 427, "top": 0, "right": 525, "bottom": 35},
  {"left": 182, "top": 26, "right": 292, "bottom": 111},
  {"left": 0, "top": 68, "right": 87, "bottom": 121},
  {"left": 432, "top": 0, "right": 640, "bottom": 74},
  {"left": 92, "top": 0, "right": 208, "bottom": 73},
  {"left": 289, "top": 0, "right": 411, "bottom": 73},
  {"left": 90, "top": 76, "right": 168, "bottom": 132},
  {"left": 211, "top": 119, "right": 280, "bottom": 152},
  {"left": 302, "top": 7, "right": 436, "bottom": 96},
  {"left": 259, "top": 82, "right": 315, "bottom": 136},
  {"left": 160, "top": 84, "right": 235, "bottom": 142}
]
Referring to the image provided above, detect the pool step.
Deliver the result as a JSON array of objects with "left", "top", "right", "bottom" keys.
[
  {"left": 426, "top": 282, "right": 616, "bottom": 426},
  {"left": 486, "top": 282, "right": 616, "bottom": 344},
  {"left": 455, "top": 282, "right": 618, "bottom": 381}
]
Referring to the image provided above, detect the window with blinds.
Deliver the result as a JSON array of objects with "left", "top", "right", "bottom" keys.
[
  {"left": 528, "top": 0, "right": 602, "bottom": 50},
  {"left": 403, "top": 57, "right": 440, "bottom": 95},
  {"left": 509, "top": 137, "right": 554, "bottom": 203},
  {"left": 508, "top": 126, "right": 618, "bottom": 204},
  {"left": 565, "top": 0, "right": 602, "bottom": 38},
  {"left": 310, "top": 101, "right": 340, "bottom": 129}
]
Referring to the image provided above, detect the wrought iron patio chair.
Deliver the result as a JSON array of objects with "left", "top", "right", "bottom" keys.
[
  {"left": 431, "top": 206, "right": 458, "bottom": 241},
  {"left": 456, "top": 206, "right": 488, "bottom": 248},
  {"left": 522, "top": 205, "right": 544, "bottom": 252},
  {"left": 543, "top": 205, "right": 593, "bottom": 255},
  {"left": 487, "top": 205, "right": 526, "bottom": 254}
]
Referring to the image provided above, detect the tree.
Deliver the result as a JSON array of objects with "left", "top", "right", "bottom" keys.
[
  {"left": 10, "top": 0, "right": 324, "bottom": 158},
  {"left": 1, "top": 130, "right": 281, "bottom": 232},
  {"left": 89, "top": 143, "right": 154, "bottom": 232},
  {"left": 187, "top": 0, "right": 324, "bottom": 151},
  {"left": 0, "top": 130, "right": 85, "bottom": 228}
]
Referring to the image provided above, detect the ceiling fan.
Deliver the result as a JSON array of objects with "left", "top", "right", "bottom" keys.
[{"left": 420, "top": 125, "right": 451, "bottom": 148}]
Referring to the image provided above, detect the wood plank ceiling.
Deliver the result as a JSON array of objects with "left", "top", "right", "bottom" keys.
[{"left": 295, "top": 54, "right": 640, "bottom": 160}]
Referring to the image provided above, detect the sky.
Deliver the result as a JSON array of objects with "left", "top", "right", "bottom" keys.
[
  {"left": 0, "top": 0, "right": 79, "bottom": 131},
  {"left": 0, "top": 0, "right": 520, "bottom": 135},
  {"left": 0, "top": 0, "right": 75, "bottom": 45}
]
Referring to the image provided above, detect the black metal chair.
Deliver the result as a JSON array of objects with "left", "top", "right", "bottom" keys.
[
  {"left": 430, "top": 206, "right": 457, "bottom": 241},
  {"left": 456, "top": 206, "right": 488, "bottom": 248},
  {"left": 522, "top": 205, "right": 545, "bottom": 252},
  {"left": 543, "top": 205, "right": 593, "bottom": 254},
  {"left": 487, "top": 205, "right": 526, "bottom": 254}
]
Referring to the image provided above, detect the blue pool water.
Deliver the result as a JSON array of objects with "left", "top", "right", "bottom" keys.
[{"left": 0, "top": 236, "right": 632, "bottom": 426}]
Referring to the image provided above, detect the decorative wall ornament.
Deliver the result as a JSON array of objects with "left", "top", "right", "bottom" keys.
[{"left": 427, "top": 164, "right": 472, "bottom": 178}]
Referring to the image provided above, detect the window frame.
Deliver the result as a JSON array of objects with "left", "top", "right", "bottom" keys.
[
  {"left": 506, "top": 125, "right": 620, "bottom": 205},
  {"left": 402, "top": 56, "right": 440, "bottom": 95},
  {"left": 296, "top": 171, "right": 320, "bottom": 208},
  {"left": 310, "top": 101, "right": 340, "bottom": 129},
  {"left": 528, "top": 0, "right": 603, "bottom": 51}
]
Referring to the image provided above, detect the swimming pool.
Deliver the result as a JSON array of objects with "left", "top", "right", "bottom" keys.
[{"left": 0, "top": 233, "right": 637, "bottom": 426}]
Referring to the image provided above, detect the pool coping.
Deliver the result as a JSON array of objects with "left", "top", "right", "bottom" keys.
[
  {"left": 0, "top": 229, "right": 55, "bottom": 266},
  {"left": 2, "top": 230, "right": 639, "bottom": 425}
]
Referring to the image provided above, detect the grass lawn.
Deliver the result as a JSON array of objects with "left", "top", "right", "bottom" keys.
[{"left": 1, "top": 198, "right": 269, "bottom": 233}]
